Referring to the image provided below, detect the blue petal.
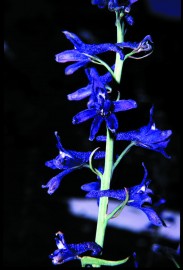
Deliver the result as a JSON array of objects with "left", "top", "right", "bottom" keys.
[
  {"left": 89, "top": 115, "right": 104, "bottom": 141},
  {"left": 114, "top": 99, "right": 137, "bottom": 112},
  {"left": 72, "top": 109, "right": 96, "bottom": 124},
  {"left": 106, "top": 113, "right": 118, "bottom": 133},
  {"left": 41, "top": 169, "right": 75, "bottom": 195},
  {"left": 91, "top": 0, "right": 107, "bottom": 8},
  {"left": 81, "top": 181, "right": 100, "bottom": 191},
  {"left": 45, "top": 159, "right": 58, "bottom": 169},
  {"left": 67, "top": 85, "right": 92, "bottom": 101},
  {"left": 55, "top": 50, "right": 88, "bottom": 63},
  {"left": 63, "top": 31, "right": 125, "bottom": 60},
  {"left": 65, "top": 61, "right": 89, "bottom": 75},
  {"left": 141, "top": 207, "right": 164, "bottom": 226},
  {"left": 62, "top": 31, "right": 84, "bottom": 49}
]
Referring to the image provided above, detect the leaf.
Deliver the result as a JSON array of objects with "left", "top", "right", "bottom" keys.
[{"left": 81, "top": 255, "right": 129, "bottom": 267}]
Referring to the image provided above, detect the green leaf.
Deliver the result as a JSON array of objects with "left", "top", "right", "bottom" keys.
[{"left": 81, "top": 255, "right": 129, "bottom": 267}]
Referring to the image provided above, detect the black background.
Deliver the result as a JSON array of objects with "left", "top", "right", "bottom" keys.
[{"left": 4, "top": 0, "right": 180, "bottom": 268}]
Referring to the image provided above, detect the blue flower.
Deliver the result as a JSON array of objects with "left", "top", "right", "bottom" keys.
[
  {"left": 118, "top": 35, "right": 153, "bottom": 57},
  {"left": 67, "top": 66, "right": 114, "bottom": 101},
  {"left": 91, "top": 0, "right": 138, "bottom": 10},
  {"left": 91, "top": 0, "right": 138, "bottom": 25},
  {"left": 55, "top": 31, "right": 125, "bottom": 75},
  {"left": 41, "top": 131, "right": 105, "bottom": 195},
  {"left": 72, "top": 68, "right": 137, "bottom": 141},
  {"left": 97, "top": 106, "right": 172, "bottom": 158},
  {"left": 49, "top": 231, "right": 102, "bottom": 265},
  {"left": 84, "top": 163, "right": 165, "bottom": 226}
]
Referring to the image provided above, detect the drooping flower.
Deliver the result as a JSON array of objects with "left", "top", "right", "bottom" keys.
[
  {"left": 67, "top": 66, "right": 114, "bottom": 101},
  {"left": 97, "top": 106, "right": 172, "bottom": 158},
  {"left": 41, "top": 131, "right": 105, "bottom": 195},
  {"left": 55, "top": 31, "right": 125, "bottom": 75},
  {"left": 84, "top": 163, "right": 165, "bottom": 226},
  {"left": 49, "top": 231, "right": 102, "bottom": 265},
  {"left": 72, "top": 68, "right": 137, "bottom": 140}
]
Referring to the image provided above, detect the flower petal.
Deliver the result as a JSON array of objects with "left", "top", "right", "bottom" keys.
[
  {"left": 106, "top": 113, "right": 118, "bottom": 133},
  {"left": 41, "top": 169, "right": 75, "bottom": 195},
  {"left": 65, "top": 61, "right": 89, "bottom": 75},
  {"left": 89, "top": 115, "right": 104, "bottom": 141},
  {"left": 72, "top": 109, "right": 96, "bottom": 124},
  {"left": 55, "top": 50, "right": 88, "bottom": 63},
  {"left": 140, "top": 207, "right": 164, "bottom": 226},
  {"left": 114, "top": 99, "right": 137, "bottom": 112},
  {"left": 67, "top": 85, "right": 92, "bottom": 101}
]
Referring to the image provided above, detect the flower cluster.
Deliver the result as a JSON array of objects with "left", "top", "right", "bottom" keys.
[{"left": 42, "top": 0, "right": 173, "bottom": 267}]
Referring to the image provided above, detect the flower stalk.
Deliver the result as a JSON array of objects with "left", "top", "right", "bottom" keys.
[{"left": 94, "top": 11, "right": 125, "bottom": 254}]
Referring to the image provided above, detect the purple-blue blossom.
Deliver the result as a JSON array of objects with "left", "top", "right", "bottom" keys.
[
  {"left": 67, "top": 66, "right": 113, "bottom": 101},
  {"left": 41, "top": 131, "right": 105, "bottom": 195},
  {"left": 91, "top": 0, "right": 138, "bottom": 10},
  {"left": 91, "top": 0, "right": 138, "bottom": 25},
  {"left": 72, "top": 68, "right": 137, "bottom": 140},
  {"left": 49, "top": 231, "right": 102, "bottom": 265},
  {"left": 55, "top": 31, "right": 125, "bottom": 75},
  {"left": 97, "top": 106, "right": 172, "bottom": 158},
  {"left": 117, "top": 35, "right": 153, "bottom": 57},
  {"left": 83, "top": 163, "right": 165, "bottom": 226}
]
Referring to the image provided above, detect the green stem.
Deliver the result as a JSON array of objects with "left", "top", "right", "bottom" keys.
[
  {"left": 93, "top": 11, "right": 125, "bottom": 266},
  {"left": 114, "top": 11, "right": 124, "bottom": 84},
  {"left": 94, "top": 128, "right": 114, "bottom": 248}
]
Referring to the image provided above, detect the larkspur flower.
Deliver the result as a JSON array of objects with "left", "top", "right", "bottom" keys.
[
  {"left": 84, "top": 163, "right": 165, "bottom": 226},
  {"left": 41, "top": 131, "right": 105, "bottom": 195},
  {"left": 49, "top": 231, "right": 102, "bottom": 265},
  {"left": 91, "top": 0, "right": 138, "bottom": 10},
  {"left": 72, "top": 68, "right": 137, "bottom": 140},
  {"left": 118, "top": 35, "right": 153, "bottom": 59},
  {"left": 67, "top": 66, "right": 114, "bottom": 101},
  {"left": 91, "top": 0, "right": 138, "bottom": 25},
  {"left": 97, "top": 106, "right": 172, "bottom": 158},
  {"left": 55, "top": 31, "right": 125, "bottom": 75}
]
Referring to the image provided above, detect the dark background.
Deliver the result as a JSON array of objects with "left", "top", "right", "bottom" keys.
[{"left": 4, "top": 0, "right": 181, "bottom": 268}]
